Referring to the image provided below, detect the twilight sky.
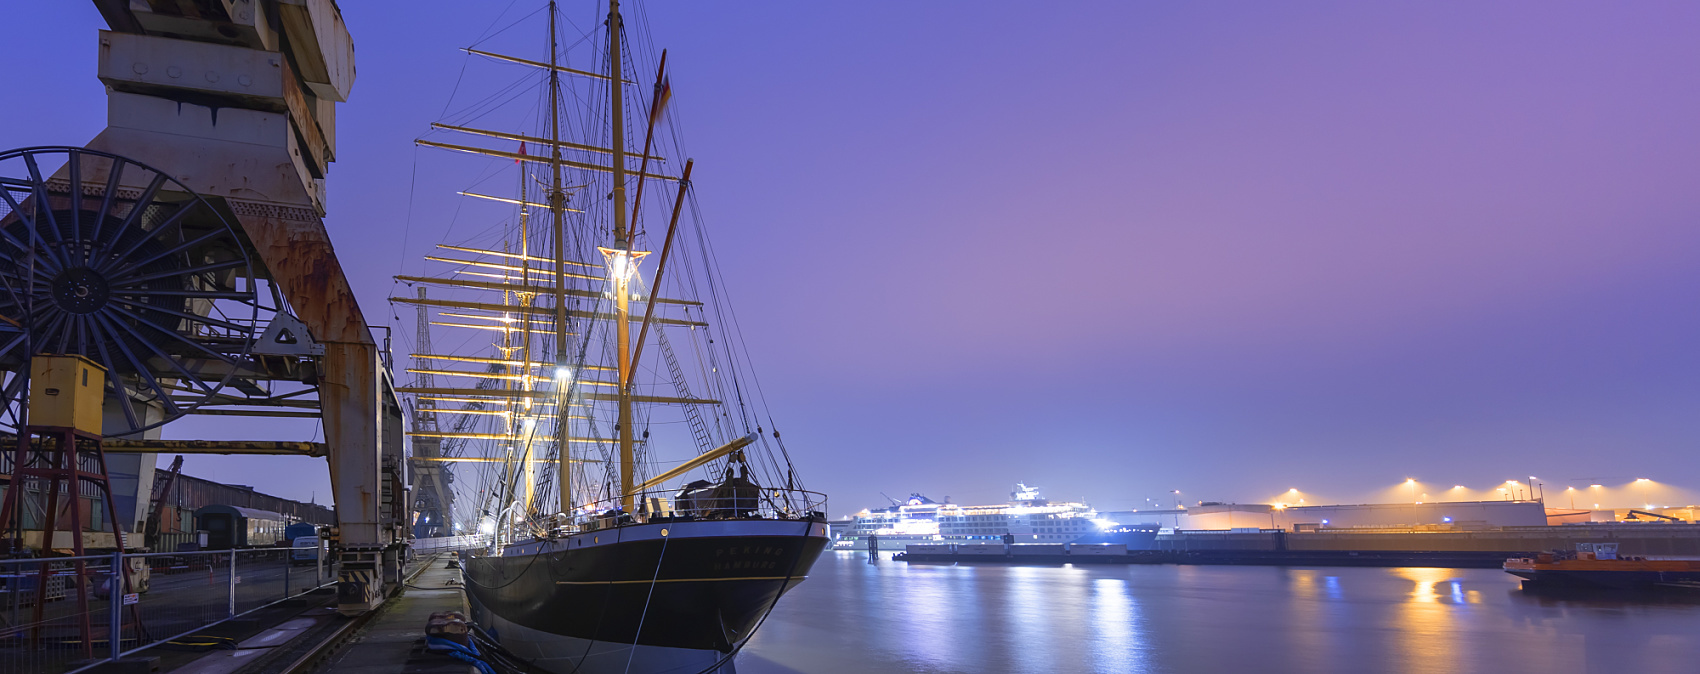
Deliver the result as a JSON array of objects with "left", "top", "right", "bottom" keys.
[{"left": 5, "top": 2, "right": 1700, "bottom": 513}]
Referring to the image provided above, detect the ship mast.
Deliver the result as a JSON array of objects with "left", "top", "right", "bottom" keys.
[
  {"left": 548, "top": 0, "right": 573, "bottom": 519},
  {"left": 517, "top": 131, "right": 535, "bottom": 519},
  {"left": 607, "top": 0, "right": 637, "bottom": 511}
]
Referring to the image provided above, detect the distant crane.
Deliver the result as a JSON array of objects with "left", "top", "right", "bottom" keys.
[
  {"left": 408, "top": 288, "right": 455, "bottom": 538},
  {"left": 1625, "top": 509, "right": 1681, "bottom": 522},
  {"left": 143, "top": 455, "right": 185, "bottom": 550}
]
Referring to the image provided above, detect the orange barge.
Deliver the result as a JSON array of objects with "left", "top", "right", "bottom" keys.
[{"left": 1504, "top": 543, "right": 1700, "bottom": 589}]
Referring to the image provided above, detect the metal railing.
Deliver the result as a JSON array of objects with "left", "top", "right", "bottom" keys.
[
  {"left": 494, "top": 488, "right": 829, "bottom": 543},
  {"left": 0, "top": 554, "right": 116, "bottom": 674},
  {"left": 411, "top": 535, "right": 488, "bottom": 553},
  {"left": 618, "top": 487, "right": 828, "bottom": 523},
  {"left": 0, "top": 547, "right": 336, "bottom": 674}
]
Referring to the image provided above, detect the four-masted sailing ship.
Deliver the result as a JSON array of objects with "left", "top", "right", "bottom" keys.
[{"left": 393, "top": 2, "right": 828, "bottom": 671}]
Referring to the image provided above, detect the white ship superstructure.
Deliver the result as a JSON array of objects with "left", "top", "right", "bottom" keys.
[{"left": 834, "top": 484, "right": 1103, "bottom": 551}]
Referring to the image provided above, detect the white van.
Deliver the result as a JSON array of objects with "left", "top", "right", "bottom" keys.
[{"left": 291, "top": 535, "right": 322, "bottom": 566}]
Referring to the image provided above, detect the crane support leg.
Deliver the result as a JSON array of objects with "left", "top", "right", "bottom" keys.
[
  {"left": 60, "top": 0, "right": 399, "bottom": 617},
  {"left": 319, "top": 342, "right": 406, "bottom": 614}
]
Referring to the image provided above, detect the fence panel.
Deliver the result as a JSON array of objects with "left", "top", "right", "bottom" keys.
[
  {"left": 0, "top": 545, "right": 337, "bottom": 671},
  {"left": 126, "top": 549, "right": 232, "bottom": 657},
  {"left": 232, "top": 549, "right": 289, "bottom": 616},
  {"left": 0, "top": 555, "right": 119, "bottom": 674},
  {"left": 116, "top": 546, "right": 334, "bottom": 661},
  {"left": 284, "top": 554, "right": 327, "bottom": 600}
]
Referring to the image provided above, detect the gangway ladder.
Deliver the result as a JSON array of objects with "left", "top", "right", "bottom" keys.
[
  {"left": 657, "top": 329, "right": 716, "bottom": 457},
  {"left": 0, "top": 425, "right": 144, "bottom": 657}
]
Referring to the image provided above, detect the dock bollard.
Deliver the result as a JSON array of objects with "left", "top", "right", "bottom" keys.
[{"left": 425, "top": 611, "right": 471, "bottom": 647}]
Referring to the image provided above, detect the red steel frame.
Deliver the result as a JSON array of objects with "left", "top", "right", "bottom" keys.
[{"left": 0, "top": 426, "right": 136, "bottom": 657}]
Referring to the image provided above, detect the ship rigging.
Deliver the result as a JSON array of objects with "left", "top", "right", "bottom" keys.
[{"left": 393, "top": 2, "right": 828, "bottom": 671}]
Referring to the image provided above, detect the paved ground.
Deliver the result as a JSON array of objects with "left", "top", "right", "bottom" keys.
[
  {"left": 317, "top": 556, "right": 475, "bottom": 674},
  {"left": 1, "top": 555, "right": 332, "bottom": 640},
  {"left": 0, "top": 554, "right": 477, "bottom": 673},
  {"left": 152, "top": 597, "right": 341, "bottom": 674},
  {"left": 0, "top": 556, "right": 335, "bottom": 674}
]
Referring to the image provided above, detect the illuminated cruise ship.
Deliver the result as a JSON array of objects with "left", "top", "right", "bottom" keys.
[{"left": 833, "top": 484, "right": 1143, "bottom": 552}]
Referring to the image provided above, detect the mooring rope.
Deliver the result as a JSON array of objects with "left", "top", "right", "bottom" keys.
[
  {"left": 565, "top": 521, "right": 628, "bottom": 674},
  {"left": 622, "top": 529, "right": 671, "bottom": 674}
]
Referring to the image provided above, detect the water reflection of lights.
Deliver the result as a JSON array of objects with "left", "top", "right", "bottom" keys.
[
  {"left": 786, "top": 555, "right": 1700, "bottom": 672},
  {"left": 896, "top": 562, "right": 978, "bottom": 669},
  {"left": 1091, "top": 578, "right": 1146, "bottom": 672},
  {"left": 1399, "top": 567, "right": 1450, "bottom": 603},
  {"left": 1006, "top": 566, "right": 1060, "bottom": 671},
  {"left": 1393, "top": 567, "right": 1479, "bottom": 605},
  {"left": 1284, "top": 569, "right": 1344, "bottom": 661},
  {"left": 1289, "top": 569, "right": 1317, "bottom": 599},
  {"left": 1392, "top": 568, "right": 1466, "bottom": 671}
]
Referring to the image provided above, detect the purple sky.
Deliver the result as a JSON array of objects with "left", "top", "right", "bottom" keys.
[{"left": 6, "top": 2, "right": 1700, "bottom": 512}]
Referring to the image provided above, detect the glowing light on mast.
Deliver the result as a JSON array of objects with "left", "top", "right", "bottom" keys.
[{"left": 599, "top": 247, "right": 651, "bottom": 285}]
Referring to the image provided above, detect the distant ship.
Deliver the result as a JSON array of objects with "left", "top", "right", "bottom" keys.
[
  {"left": 833, "top": 484, "right": 1159, "bottom": 552},
  {"left": 1505, "top": 543, "right": 1700, "bottom": 589}
]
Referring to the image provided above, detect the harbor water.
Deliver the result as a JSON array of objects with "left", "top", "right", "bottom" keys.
[{"left": 740, "top": 551, "right": 1700, "bottom": 673}]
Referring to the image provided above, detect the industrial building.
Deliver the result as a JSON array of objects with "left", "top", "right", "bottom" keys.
[
  {"left": 1275, "top": 500, "right": 1547, "bottom": 530},
  {"left": 1543, "top": 506, "right": 1700, "bottom": 525},
  {"left": 0, "top": 452, "right": 332, "bottom": 551},
  {"left": 148, "top": 465, "right": 335, "bottom": 551},
  {"left": 1109, "top": 500, "right": 1548, "bottom": 531}
]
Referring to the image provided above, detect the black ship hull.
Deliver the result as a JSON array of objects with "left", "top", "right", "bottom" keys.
[
  {"left": 1507, "top": 568, "right": 1700, "bottom": 589},
  {"left": 464, "top": 517, "right": 829, "bottom": 674}
]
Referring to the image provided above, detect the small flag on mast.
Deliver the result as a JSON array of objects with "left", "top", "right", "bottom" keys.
[
  {"left": 517, "top": 141, "right": 526, "bottom": 164},
  {"left": 651, "top": 77, "right": 671, "bottom": 124},
  {"left": 651, "top": 53, "right": 672, "bottom": 125}
]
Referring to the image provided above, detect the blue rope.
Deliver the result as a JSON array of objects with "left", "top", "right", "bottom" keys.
[{"left": 427, "top": 635, "right": 499, "bottom": 674}]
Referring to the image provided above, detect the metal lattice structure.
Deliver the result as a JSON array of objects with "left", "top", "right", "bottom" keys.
[
  {"left": 408, "top": 287, "right": 456, "bottom": 538},
  {"left": 0, "top": 146, "right": 263, "bottom": 436}
]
